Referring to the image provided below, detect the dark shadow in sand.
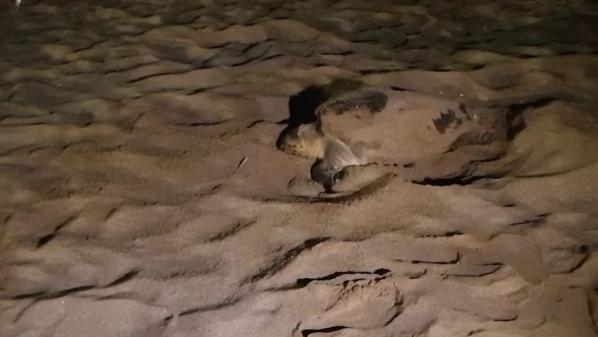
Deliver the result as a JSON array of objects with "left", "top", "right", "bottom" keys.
[{"left": 275, "top": 84, "right": 331, "bottom": 148}]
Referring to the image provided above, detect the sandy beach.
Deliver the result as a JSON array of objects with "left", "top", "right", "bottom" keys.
[{"left": 1, "top": 1, "right": 597, "bottom": 336}]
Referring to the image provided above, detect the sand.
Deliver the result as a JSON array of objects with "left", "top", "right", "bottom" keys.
[{"left": 1, "top": 1, "right": 597, "bottom": 336}]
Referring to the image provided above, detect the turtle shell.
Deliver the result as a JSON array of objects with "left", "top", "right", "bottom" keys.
[{"left": 316, "top": 86, "right": 490, "bottom": 165}]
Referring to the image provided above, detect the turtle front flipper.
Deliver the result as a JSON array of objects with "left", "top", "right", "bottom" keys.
[
  {"left": 310, "top": 158, "right": 340, "bottom": 193},
  {"left": 310, "top": 137, "right": 366, "bottom": 192}
]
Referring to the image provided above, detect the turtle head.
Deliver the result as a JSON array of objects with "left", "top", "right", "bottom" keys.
[{"left": 276, "top": 123, "right": 325, "bottom": 158}]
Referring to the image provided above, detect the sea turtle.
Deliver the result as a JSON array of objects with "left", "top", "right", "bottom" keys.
[{"left": 277, "top": 80, "right": 496, "bottom": 192}]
